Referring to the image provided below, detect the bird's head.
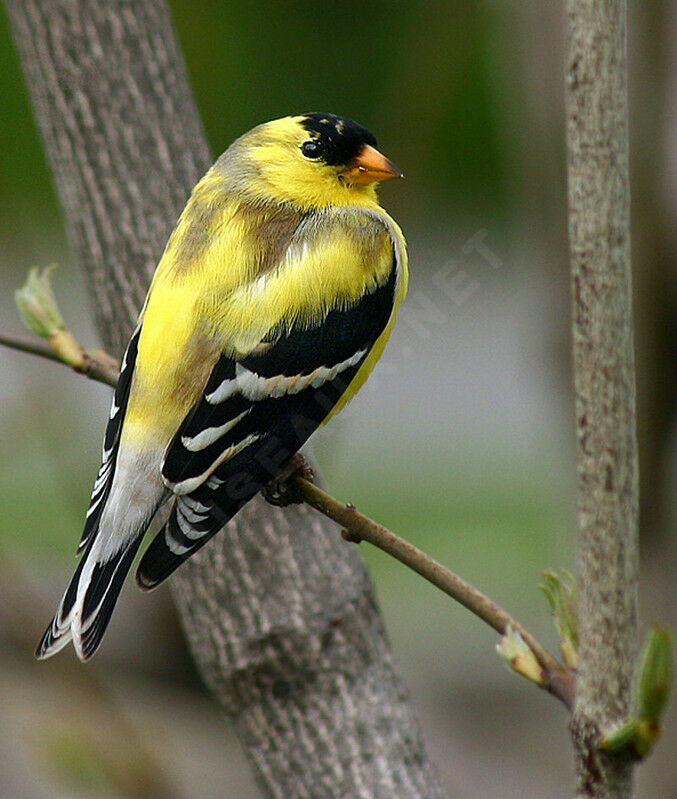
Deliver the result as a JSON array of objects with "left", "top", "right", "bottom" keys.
[{"left": 220, "top": 113, "right": 402, "bottom": 210}]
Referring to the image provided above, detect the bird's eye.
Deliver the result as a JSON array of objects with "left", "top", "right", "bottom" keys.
[{"left": 301, "top": 140, "right": 323, "bottom": 160}]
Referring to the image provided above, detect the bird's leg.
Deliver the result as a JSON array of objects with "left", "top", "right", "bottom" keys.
[{"left": 261, "top": 452, "right": 315, "bottom": 507}]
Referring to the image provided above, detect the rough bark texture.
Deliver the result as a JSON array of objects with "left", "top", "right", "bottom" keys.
[
  {"left": 5, "top": 1, "right": 441, "bottom": 796},
  {"left": 565, "top": 1, "right": 639, "bottom": 797}
]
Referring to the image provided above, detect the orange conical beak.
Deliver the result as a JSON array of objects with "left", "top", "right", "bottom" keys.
[{"left": 340, "top": 144, "right": 403, "bottom": 185}]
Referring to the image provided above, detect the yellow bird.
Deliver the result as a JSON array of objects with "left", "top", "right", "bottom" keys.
[{"left": 37, "top": 113, "right": 408, "bottom": 661}]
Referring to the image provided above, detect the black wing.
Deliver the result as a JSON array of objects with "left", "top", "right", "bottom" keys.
[{"left": 136, "top": 262, "right": 397, "bottom": 589}]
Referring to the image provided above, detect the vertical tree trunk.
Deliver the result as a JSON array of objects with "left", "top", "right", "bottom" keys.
[
  {"left": 565, "top": 1, "right": 639, "bottom": 797},
  {"left": 4, "top": 1, "right": 441, "bottom": 795}
]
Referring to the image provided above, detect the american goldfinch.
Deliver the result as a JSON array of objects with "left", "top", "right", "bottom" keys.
[{"left": 37, "top": 113, "right": 407, "bottom": 661}]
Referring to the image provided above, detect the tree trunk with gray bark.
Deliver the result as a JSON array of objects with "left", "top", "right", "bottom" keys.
[
  {"left": 4, "top": 1, "right": 441, "bottom": 796},
  {"left": 565, "top": 1, "right": 639, "bottom": 797}
]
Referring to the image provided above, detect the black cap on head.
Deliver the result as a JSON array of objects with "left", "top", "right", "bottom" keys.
[{"left": 299, "top": 113, "right": 377, "bottom": 166}]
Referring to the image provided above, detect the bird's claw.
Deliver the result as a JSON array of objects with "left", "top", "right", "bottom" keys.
[{"left": 261, "top": 453, "right": 314, "bottom": 507}]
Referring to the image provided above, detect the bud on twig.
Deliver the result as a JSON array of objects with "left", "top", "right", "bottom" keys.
[
  {"left": 15, "top": 265, "right": 65, "bottom": 338},
  {"left": 15, "top": 266, "right": 88, "bottom": 369},
  {"left": 600, "top": 627, "right": 674, "bottom": 759},
  {"left": 496, "top": 627, "right": 545, "bottom": 687},
  {"left": 637, "top": 627, "right": 673, "bottom": 725},
  {"left": 540, "top": 570, "right": 578, "bottom": 669}
]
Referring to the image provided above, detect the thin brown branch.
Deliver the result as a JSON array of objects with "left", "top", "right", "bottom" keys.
[
  {"left": 289, "top": 475, "right": 574, "bottom": 710},
  {"left": 0, "top": 331, "right": 64, "bottom": 364},
  {"left": 0, "top": 331, "right": 118, "bottom": 387},
  {"left": 5, "top": 328, "right": 575, "bottom": 709}
]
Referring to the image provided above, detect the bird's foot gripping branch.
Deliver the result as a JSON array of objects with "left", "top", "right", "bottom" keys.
[
  {"left": 261, "top": 453, "right": 315, "bottom": 507},
  {"left": 5, "top": 264, "right": 674, "bottom": 739}
]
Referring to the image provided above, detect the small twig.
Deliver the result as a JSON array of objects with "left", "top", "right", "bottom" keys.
[
  {"left": 0, "top": 331, "right": 118, "bottom": 387},
  {"left": 0, "top": 331, "right": 65, "bottom": 364},
  {"left": 289, "top": 475, "right": 575, "bottom": 710},
  {"left": 3, "top": 325, "right": 575, "bottom": 709}
]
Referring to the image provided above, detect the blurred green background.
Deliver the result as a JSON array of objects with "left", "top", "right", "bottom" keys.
[{"left": 1, "top": 2, "right": 675, "bottom": 797}]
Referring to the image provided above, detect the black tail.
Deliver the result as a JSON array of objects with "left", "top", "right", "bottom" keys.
[
  {"left": 74, "top": 539, "right": 144, "bottom": 659},
  {"left": 36, "top": 535, "right": 144, "bottom": 661}
]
